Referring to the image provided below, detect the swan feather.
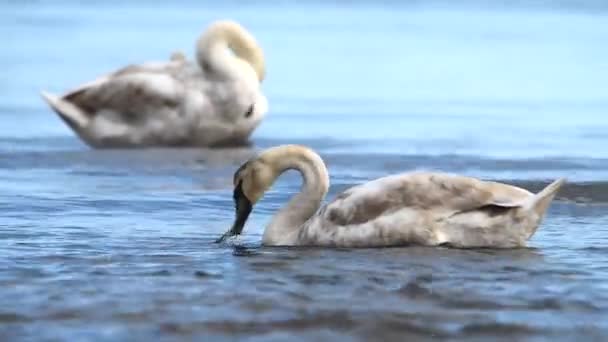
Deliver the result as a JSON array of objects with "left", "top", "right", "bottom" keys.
[
  {"left": 221, "top": 145, "right": 565, "bottom": 249},
  {"left": 41, "top": 20, "right": 267, "bottom": 148}
]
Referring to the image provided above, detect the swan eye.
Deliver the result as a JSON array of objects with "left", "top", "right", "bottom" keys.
[
  {"left": 200, "top": 61, "right": 211, "bottom": 73},
  {"left": 244, "top": 104, "right": 254, "bottom": 118}
]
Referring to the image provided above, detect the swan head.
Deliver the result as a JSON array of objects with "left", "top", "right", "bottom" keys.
[
  {"left": 215, "top": 145, "right": 326, "bottom": 243},
  {"left": 227, "top": 90, "right": 267, "bottom": 141},
  {"left": 216, "top": 155, "right": 277, "bottom": 242},
  {"left": 247, "top": 92, "right": 268, "bottom": 122}
]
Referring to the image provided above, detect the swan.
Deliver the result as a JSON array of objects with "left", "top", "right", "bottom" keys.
[
  {"left": 216, "top": 145, "right": 566, "bottom": 248},
  {"left": 40, "top": 20, "right": 267, "bottom": 148}
]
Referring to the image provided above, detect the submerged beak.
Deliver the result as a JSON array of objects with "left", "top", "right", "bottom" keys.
[{"left": 215, "top": 182, "right": 253, "bottom": 243}]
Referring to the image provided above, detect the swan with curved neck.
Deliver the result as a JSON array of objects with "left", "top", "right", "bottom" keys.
[
  {"left": 196, "top": 20, "right": 265, "bottom": 83},
  {"left": 40, "top": 19, "right": 267, "bottom": 148},
  {"left": 217, "top": 145, "right": 566, "bottom": 248}
]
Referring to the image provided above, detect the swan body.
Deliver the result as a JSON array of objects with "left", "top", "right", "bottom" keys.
[
  {"left": 217, "top": 145, "right": 566, "bottom": 248},
  {"left": 40, "top": 20, "right": 267, "bottom": 148}
]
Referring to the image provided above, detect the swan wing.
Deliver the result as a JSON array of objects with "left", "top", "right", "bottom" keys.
[
  {"left": 109, "top": 58, "right": 189, "bottom": 78},
  {"left": 321, "top": 172, "right": 532, "bottom": 227},
  {"left": 62, "top": 69, "right": 185, "bottom": 121}
]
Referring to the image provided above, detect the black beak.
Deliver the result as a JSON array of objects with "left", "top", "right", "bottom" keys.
[{"left": 215, "top": 181, "right": 252, "bottom": 243}]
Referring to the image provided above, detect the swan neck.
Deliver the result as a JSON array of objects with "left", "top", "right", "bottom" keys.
[
  {"left": 262, "top": 147, "right": 329, "bottom": 245},
  {"left": 196, "top": 21, "right": 265, "bottom": 82}
]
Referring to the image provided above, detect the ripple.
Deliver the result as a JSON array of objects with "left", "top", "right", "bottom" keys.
[
  {"left": 293, "top": 274, "right": 344, "bottom": 286},
  {"left": 200, "top": 311, "right": 356, "bottom": 335},
  {"left": 0, "top": 313, "right": 31, "bottom": 323},
  {"left": 144, "top": 270, "right": 172, "bottom": 277},
  {"left": 231, "top": 246, "right": 260, "bottom": 257},
  {"left": 193, "top": 270, "right": 222, "bottom": 279},
  {"left": 460, "top": 322, "right": 539, "bottom": 336}
]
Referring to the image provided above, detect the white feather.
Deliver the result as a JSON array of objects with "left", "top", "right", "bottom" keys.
[{"left": 40, "top": 20, "right": 267, "bottom": 148}]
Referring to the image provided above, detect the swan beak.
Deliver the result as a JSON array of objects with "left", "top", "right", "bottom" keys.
[{"left": 215, "top": 182, "right": 253, "bottom": 243}]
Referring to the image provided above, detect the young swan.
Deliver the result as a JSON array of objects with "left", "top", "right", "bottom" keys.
[
  {"left": 216, "top": 145, "right": 566, "bottom": 248},
  {"left": 40, "top": 20, "right": 267, "bottom": 148}
]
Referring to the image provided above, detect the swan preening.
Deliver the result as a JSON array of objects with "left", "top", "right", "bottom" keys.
[
  {"left": 216, "top": 145, "right": 565, "bottom": 248},
  {"left": 41, "top": 20, "right": 267, "bottom": 148}
]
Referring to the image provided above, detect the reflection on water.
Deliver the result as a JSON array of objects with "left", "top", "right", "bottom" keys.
[{"left": 2, "top": 0, "right": 608, "bottom": 341}]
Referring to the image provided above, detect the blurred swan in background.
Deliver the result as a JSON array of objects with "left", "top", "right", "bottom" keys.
[
  {"left": 216, "top": 145, "right": 566, "bottom": 248},
  {"left": 41, "top": 20, "right": 267, "bottom": 148}
]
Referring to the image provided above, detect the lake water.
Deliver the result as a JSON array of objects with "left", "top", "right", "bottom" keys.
[{"left": 2, "top": 1, "right": 608, "bottom": 341}]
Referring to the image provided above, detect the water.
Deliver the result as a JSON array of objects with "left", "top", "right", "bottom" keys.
[{"left": 2, "top": 1, "right": 608, "bottom": 341}]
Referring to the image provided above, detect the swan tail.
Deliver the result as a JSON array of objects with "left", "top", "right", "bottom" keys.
[
  {"left": 40, "top": 91, "right": 90, "bottom": 129},
  {"left": 170, "top": 50, "right": 186, "bottom": 62},
  {"left": 524, "top": 178, "right": 566, "bottom": 238}
]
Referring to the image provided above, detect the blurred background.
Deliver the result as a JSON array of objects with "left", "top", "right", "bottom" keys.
[
  {"left": 4, "top": 0, "right": 608, "bottom": 159},
  {"left": 2, "top": 1, "right": 608, "bottom": 341}
]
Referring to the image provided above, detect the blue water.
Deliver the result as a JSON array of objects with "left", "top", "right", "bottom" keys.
[{"left": 2, "top": 1, "right": 608, "bottom": 341}]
